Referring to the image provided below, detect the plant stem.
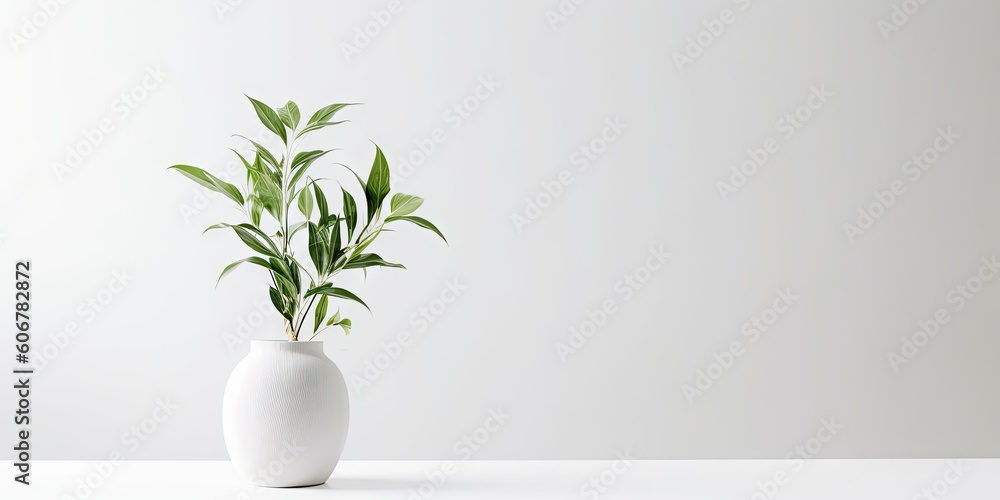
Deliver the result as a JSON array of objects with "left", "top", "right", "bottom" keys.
[
  {"left": 309, "top": 325, "right": 328, "bottom": 341},
  {"left": 295, "top": 295, "right": 317, "bottom": 337},
  {"left": 281, "top": 138, "right": 293, "bottom": 255},
  {"left": 280, "top": 133, "right": 296, "bottom": 338}
]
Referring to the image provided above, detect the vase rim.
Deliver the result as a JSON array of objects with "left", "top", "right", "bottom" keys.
[
  {"left": 249, "top": 340, "right": 323, "bottom": 343},
  {"left": 248, "top": 339, "right": 326, "bottom": 352}
]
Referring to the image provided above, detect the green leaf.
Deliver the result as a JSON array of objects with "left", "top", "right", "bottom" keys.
[
  {"left": 217, "top": 256, "right": 269, "bottom": 286},
  {"left": 268, "top": 286, "right": 292, "bottom": 321},
  {"left": 235, "top": 227, "right": 280, "bottom": 258},
  {"left": 268, "top": 286, "right": 282, "bottom": 309},
  {"left": 296, "top": 120, "right": 348, "bottom": 138},
  {"left": 342, "top": 187, "right": 358, "bottom": 241},
  {"left": 307, "top": 222, "right": 328, "bottom": 273},
  {"left": 336, "top": 163, "right": 367, "bottom": 192},
  {"left": 297, "top": 185, "right": 314, "bottom": 219},
  {"left": 288, "top": 168, "right": 309, "bottom": 193},
  {"left": 169, "top": 165, "right": 245, "bottom": 206},
  {"left": 249, "top": 168, "right": 282, "bottom": 221},
  {"left": 248, "top": 195, "right": 263, "bottom": 226},
  {"left": 268, "top": 257, "right": 298, "bottom": 295},
  {"left": 204, "top": 221, "right": 272, "bottom": 241},
  {"left": 390, "top": 193, "right": 423, "bottom": 216},
  {"left": 292, "top": 149, "right": 335, "bottom": 171},
  {"left": 364, "top": 145, "right": 390, "bottom": 223},
  {"left": 235, "top": 137, "right": 280, "bottom": 171},
  {"left": 230, "top": 149, "right": 258, "bottom": 180},
  {"left": 353, "top": 227, "right": 381, "bottom": 256},
  {"left": 385, "top": 215, "right": 447, "bottom": 243},
  {"left": 246, "top": 96, "right": 287, "bottom": 144},
  {"left": 329, "top": 308, "right": 341, "bottom": 324},
  {"left": 277, "top": 101, "right": 300, "bottom": 130},
  {"left": 313, "top": 182, "right": 330, "bottom": 227},
  {"left": 314, "top": 295, "right": 328, "bottom": 333},
  {"left": 308, "top": 103, "right": 357, "bottom": 125},
  {"left": 288, "top": 221, "right": 309, "bottom": 239},
  {"left": 327, "top": 216, "right": 342, "bottom": 273},
  {"left": 286, "top": 257, "right": 301, "bottom": 291},
  {"left": 289, "top": 150, "right": 336, "bottom": 190},
  {"left": 231, "top": 148, "right": 253, "bottom": 168},
  {"left": 304, "top": 284, "right": 370, "bottom": 312},
  {"left": 207, "top": 223, "right": 281, "bottom": 257},
  {"left": 267, "top": 257, "right": 291, "bottom": 282},
  {"left": 344, "top": 253, "right": 405, "bottom": 270},
  {"left": 334, "top": 318, "right": 352, "bottom": 335}
]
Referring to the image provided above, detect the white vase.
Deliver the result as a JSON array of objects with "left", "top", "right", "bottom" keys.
[{"left": 222, "top": 340, "right": 349, "bottom": 487}]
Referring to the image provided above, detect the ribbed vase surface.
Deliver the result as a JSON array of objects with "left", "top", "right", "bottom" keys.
[{"left": 222, "top": 340, "right": 349, "bottom": 487}]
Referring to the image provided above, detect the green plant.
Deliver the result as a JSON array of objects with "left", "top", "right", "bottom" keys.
[{"left": 170, "top": 97, "right": 445, "bottom": 341}]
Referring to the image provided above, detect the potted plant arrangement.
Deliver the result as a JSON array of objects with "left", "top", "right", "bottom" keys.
[{"left": 169, "top": 97, "right": 445, "bottom": 487}]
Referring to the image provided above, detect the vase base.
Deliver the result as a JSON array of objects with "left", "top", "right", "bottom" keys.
[{"left": 250, "top": 480, "right": 327, "bottom": 489}]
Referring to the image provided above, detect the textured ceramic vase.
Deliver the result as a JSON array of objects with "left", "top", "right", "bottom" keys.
[{"left": 222, "top": 340, "right": 349, "bottom": 487}]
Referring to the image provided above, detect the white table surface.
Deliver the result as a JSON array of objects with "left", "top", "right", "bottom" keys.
[{"left": 2, "top": 459, "right": 998, "bottom": 499}]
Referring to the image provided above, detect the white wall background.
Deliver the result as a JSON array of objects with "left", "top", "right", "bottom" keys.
[{"left": 1, "top": 0, "right": 999, "bottom": 460}]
